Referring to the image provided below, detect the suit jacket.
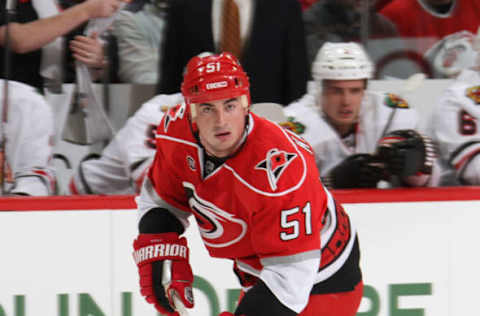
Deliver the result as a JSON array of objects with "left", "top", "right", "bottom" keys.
[{"left": 158, "top": 0, "right": 309, "bottom": 105}]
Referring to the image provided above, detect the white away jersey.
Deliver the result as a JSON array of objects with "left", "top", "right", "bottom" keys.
[
  {"left": 284, "top": 88, "right": 418, "bottom": 176},
  {"left": 432, "top": 69, "right": 480, "bottom": 184},
  {"left": 0, "top": 80, "right": 56, "bottom": 195},
  {"left": 70, "top": 93, "right": 184, "bottom": 194}
]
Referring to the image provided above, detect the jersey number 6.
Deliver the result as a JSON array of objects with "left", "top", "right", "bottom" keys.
[{"left": 280, "top": 202, "right": 312, "bottom": 241}]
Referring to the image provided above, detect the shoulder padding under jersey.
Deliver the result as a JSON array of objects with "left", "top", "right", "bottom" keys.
[{"left": 224, "top": 113, "right": 316, "bottom": 196}]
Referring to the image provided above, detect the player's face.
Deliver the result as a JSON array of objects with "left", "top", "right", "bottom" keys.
[
  {"left": 321, "top": 80, "right": 366, "bottom": 135},
  {"left": 194, "top": 96, "right": 248, "bottom": 158}
]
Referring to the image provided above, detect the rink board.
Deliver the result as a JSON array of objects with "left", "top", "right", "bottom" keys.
[{"left": 1, "top": 187, "right": 480, "bottom": 316}]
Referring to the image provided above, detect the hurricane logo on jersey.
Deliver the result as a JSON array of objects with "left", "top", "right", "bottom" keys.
[
  {"left": 466, "top": 86, "right": 480, "bottom": 104},
  {"left": 184, "top": 182, "right": 247, "bottom": 248},
  {"left": 163, "top": 103, "right": 186, "bottom": 132},
  {"left": 255, "top": 149, "right": 297, "bottom": 191}
]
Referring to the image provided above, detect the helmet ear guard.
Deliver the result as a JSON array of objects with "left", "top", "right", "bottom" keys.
[
  {"left": 182, "top": 52, "right": 251, "bottom": 118},
  {"left": 312, "top": 42, "right": 374, "bottom": 81}
]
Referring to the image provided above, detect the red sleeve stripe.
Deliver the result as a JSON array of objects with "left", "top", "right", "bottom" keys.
[{"left": 451, "top": 143, "right": 480, "bottom": 170}]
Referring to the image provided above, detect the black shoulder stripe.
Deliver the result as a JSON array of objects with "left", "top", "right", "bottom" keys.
[{"left": 448, "top": 141, "right": 480, "bottom": 166}]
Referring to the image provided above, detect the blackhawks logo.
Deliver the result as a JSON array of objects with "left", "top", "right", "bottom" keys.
[
  {"left": 466, "top": 86, "right": 480, "bottom": 104},
  {"left": 384, "top": 93, "right": 409, "bottom": 109},
  {"left": 279, "top": 116, "right": 306, "bottom": 135}
]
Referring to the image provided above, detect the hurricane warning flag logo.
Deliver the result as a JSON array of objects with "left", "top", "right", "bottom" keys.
[
  {"left": 163, "top": 103, "right": 186, "bottom": 132},
  {"left": 184, "top": 183, "right": 247, "bottom": 248},
  {"left": 255, "top": 149, "right": 297, "bottom": 191}
]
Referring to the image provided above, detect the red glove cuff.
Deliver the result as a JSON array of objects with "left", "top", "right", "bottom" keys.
[{"left": 133, "top": 233, "right": 189, "bottom": 266}]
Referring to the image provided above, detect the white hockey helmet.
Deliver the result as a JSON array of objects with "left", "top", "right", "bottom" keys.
[{"left": 312, "top": 42, "right": 374, "bottom": 81}]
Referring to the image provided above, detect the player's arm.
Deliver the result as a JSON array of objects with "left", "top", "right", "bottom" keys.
[
  {"left": 459, "top": 154, "right": 480, "bottom": 184},
  {"left": 125, "top": 93, "right": 184, "bottom": 192},
  {"left": 9, "top": 87, "right": 56, "bottom": 196},
  {"left": 0, "top": 0, "right": 123, "bottom": 53},
  {"left": 433, "top": 92, "right": 480, "bottom": 185},
  {"left": 133, "top": 149, "right": 194, "bottom": 315},
  {"left": 322, "top": 153, "right": 384, "bottom": 189}
]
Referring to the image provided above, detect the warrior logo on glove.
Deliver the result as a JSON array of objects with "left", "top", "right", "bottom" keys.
[{"left": 133, "top": 233, "right": 194, "bottom": 315}]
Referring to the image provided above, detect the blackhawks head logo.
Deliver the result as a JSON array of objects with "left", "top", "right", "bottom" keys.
[
  {"left": 466, "top": 86, "right": 480, "bottom": 104},
  {"left": 279, "top": 116, "right": 306, "bottom": 135},
  {"left": 384, "top": 93, "right": 409, "bottom": 109}
]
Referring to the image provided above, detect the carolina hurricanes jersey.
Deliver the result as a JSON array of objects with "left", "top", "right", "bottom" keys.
[
  {"left": 284, "top": 87, "right": 418, "bottom": 173},
  {"left": 432, "top": 69, "right": 480, "bottom": 185},
  {"left": 380, "top": 0, "right": 480, "bottom": 42},
  {"left": 136, "top": 104, "right": 358, "bottom": 312},
  {"left": 70, "top": 93, "right": 184, "bottom": 194},
  {"left": 0, "top": 80, "right": 56, "bottom": 196}
]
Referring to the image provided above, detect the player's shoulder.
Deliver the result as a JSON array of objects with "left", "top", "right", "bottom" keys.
[
  {"left": 4, "top": 80, "right": 49, "bottom": 112},
  {"left": 283, "top": 92, "right": 321, "bottom": 136},
  {"left": 154, "top": 102, "right": 200, "bottom": 150},
  {"left": 6, "top": 80, "right": 43, "bottom": 100},
  {"left": 369, "top": 90, "right": 411, "bottom": 110},
  {"left": 135, "top": 93, "right": 184, "bottom": 124},
  {"left": 445, "top": 70, "right": 480, "bottom": 104},
  {"left": 226, "top": 113, "right": 316, "bottom": 195}
]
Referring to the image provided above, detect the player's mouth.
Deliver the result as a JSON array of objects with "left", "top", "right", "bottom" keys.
[
  {"left": 215, "top": 131, "right": 231, "bottom": 141},
  {"left": 338, "top": 109, "right": 353, "bottom": 118}
]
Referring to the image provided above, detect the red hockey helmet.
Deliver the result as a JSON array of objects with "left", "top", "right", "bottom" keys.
[{"left": 181, "top": 52, "right": 250, "bottom": 107}]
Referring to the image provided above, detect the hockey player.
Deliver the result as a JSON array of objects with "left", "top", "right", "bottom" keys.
[
  {"left": 69, "top": 93, "right": 183, "bottom": 195},
  {"left": 283, "top": 42, "right": 438, "bottom": 189},
  {"left": 0, "top": 80, "right": 56, "bottom": 195},
  {"left": 132, "top": 52, "right": 363, "bottom": 316},
  {"left": 431, "top": 66, "right": 480, "bottom": 185}
]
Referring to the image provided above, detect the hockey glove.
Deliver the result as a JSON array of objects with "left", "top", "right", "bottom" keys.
[
  {"left": 376, "top": 129, "right": 435, "bottom": 178},
  {"left": 133, "top": 233, "right": 194, "bottom": 315},
  {"left": 323, "top": 154, "right": 384, "bottom": 189}
]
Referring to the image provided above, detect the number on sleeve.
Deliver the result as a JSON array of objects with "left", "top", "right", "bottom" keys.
[
  {"left": 280, "top": 202, "right": 312, "bottom": 241},
  {"left": 459, "top": 110, "right": 477, "bottom": 135}
]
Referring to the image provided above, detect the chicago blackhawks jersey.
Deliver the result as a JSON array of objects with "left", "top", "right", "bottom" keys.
[
  {"left": 0, "top": 80, "right": 56, "bottom": 195},
  {"left": 432, "top": 69, "right": 480, "bottom": 185},
  {"left": 136, "top": 104, "right": 359, "bottom": 312},
  {"left": 284, "top": 89, "right": 418, "bottom": 175},
  {"left": 70, "top": 93, "right": 184, "bottom": 194}
]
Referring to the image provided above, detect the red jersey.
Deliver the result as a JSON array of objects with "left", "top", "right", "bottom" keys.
[
  {"left": 380, "top": 0, "right": 480, "bottom": 51},
  {"left": 137, "top": 103, "right": 358, "bottom": 309}
]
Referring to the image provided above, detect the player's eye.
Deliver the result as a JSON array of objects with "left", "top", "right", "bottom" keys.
[
  {"left": 201, "top": 106, "right": 212, "bottom": 114},
  {"left": 225, "top": 103, "right": 237, "bottom": 112}
]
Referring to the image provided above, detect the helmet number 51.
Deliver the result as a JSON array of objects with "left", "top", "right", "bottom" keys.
[{"left": 206, "top": 62, "right": 221, "bottom": 73}]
